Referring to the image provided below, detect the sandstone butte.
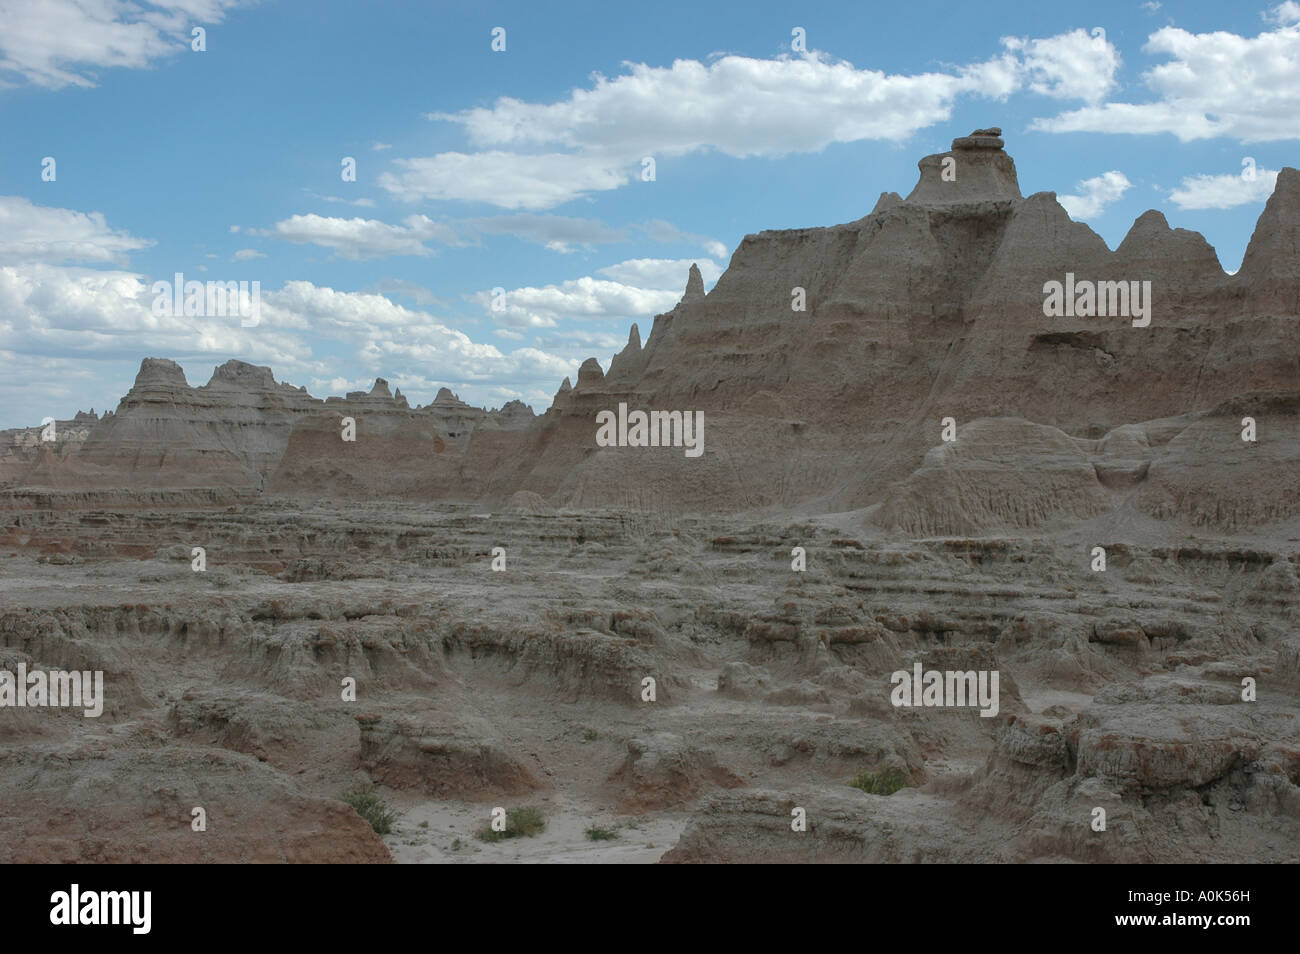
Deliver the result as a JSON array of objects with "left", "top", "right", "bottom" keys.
[
  {"left": 1, "top": 129, "right": 1298, "bottom": 866},
  {"left": 2, "top": 128, "right": 1297, "bottom": 537}
]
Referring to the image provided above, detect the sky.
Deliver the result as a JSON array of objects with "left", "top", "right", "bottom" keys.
[{"left": 2, "top": 0, "right": 1298, "bottom": 427}]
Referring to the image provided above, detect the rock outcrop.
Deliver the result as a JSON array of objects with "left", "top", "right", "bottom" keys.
[{"left": 5, "top": 128, "right": 1296, "bottom": 528}]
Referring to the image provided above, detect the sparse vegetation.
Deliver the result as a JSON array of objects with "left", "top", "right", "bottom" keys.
[
  {"left": 582, "top": 728, "right": 599, "bottom": 741},
  {"left": 585, "top": 826, "right": 619, "bottom": 841},
  {"left": 848, "top": 767, "right": 911, "bottom": 796},
  {"left": 476, "top": 805, "right": 547, "bottom": 841},
  {"left": 341, "top": 784, "right": 399, "bottom": 834}
]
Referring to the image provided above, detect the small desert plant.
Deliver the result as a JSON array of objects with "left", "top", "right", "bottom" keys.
[
  {"left": 582, "top": 728, "right": 599, "bottom": 742},
  {"left": 848, "top": 767, "right": 911, "bottom": 796},
  {"left": 585, "top": 826, "right": 619, "bottom": 841},
  {"left": 476, "top": 805, "right": 547, "bottom": 841},
  {"left": 342, "top": 784, "right": 398, "bottom": 834}
]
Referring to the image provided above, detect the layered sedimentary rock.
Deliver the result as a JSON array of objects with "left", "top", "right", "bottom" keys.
[
  {"left": 1, "top": 126, "right": 1295, "bottom": 866},
  {"left": 7, "top": 128, "right": 1294, "bottom": 527},
  {"left": 72, "top": 358, "right": 322, "bottom": 489}
]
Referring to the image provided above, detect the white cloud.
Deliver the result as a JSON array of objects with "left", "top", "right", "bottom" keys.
[
  {"left": 0, "top": 196, "right": 153, "bottom": 265},
  {"left": 269, "top": 213, "right": 460, "bottom": 259},
  {"left": 232, "top": 248, "right": 265, "bottom": 261},
  {"left": 310, "top": 193, "right": 378, "bottom": 209},
  {"left": 0, "top": 198, "right": 589, "bottom": 420},
  {"left": 475, "top": 276, "right": 682, "bottom": 329},
  {"left": 1058, "top": 170, "right": 1132, "bottom": 219},
  {"left": 379, "top": 152, "right": 630, "bottom": 210},
  {"left": 0, "top": 263, "right": 306, "bottom": 368},
  {"left": 1264, "top": 2, "right": 1300, "bottom": 25},
  {"left": 1000, "top": 28, "right": 1120, "bottom": 104},
  {"left": 387, "top": 32, "right": 1117, "bottom": 209},
  {"left": 371, "top": 142, "right": 393, "bottom": 151},
  {"left": 596, "top": 257, "right": 722, "bottom": 289},
  {"left": 1033, "top": 21, "right": 1300, "bottom": 142},
  {"left": 433, "top": 51, "right": 1031, "bottom": 160},
  {"left": 0, "top": 261, "right": 583, "bottom": 419},
  {"left": 0, "top": 0, "right": 247, "bottom": 89},
  {"left": 260, "top": 283, "right": 580, "bottom": 390},
  {"left": 1167, "top": 166, "right": 1280, "bottom": 209}
]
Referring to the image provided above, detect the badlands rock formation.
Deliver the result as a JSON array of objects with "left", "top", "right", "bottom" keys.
[{"left": 0, "top": 129, "right": 1295, "bottom": 864}]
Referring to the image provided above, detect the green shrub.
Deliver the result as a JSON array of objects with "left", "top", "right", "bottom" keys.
[
  {"left": 342, "top": 784, "right": 399, "bottom": 834},
  {"left": 585, "top": 826, "right": 619, "bottom": 841},
  {"left": 476, "top": 805, "right": 547, "bottom": 841},
  {"left": 848, "top": 767, "right": 911, "bottom": 796}
]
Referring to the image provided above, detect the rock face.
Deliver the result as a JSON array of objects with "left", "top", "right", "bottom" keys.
[
  {"left": 1238, "top": 167, "right": 1300, "bottom": 315},
  {"left": 2, "top": 125, "right": 1296, "bottom": 867},
  {"left": 4, "top": 127, "right": 1297, "bottom": 526},
  {"left": 71, "top": 359, "right": 323, "bottom": 489},
  {"left": 906, "top": 126, "right": 1022, "bottom": 205}
]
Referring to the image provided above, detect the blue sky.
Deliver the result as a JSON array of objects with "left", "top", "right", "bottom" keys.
[{"left": 2, "top": 0, "right": 1298, "bottom": 427}]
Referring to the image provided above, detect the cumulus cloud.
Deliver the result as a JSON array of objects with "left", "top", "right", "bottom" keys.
[
  {"left": 1264, "top": 2, "right": 1300, "bottom": 25},
  {"left": 0, "top": 196, "right": 153, "bottom": 265},
  {"left": 0, "top": 0, "right": 247, "bottom": 89},
  {"left": 0, "top": 263, "right": 305, "bottom": 367},
  {"left": 1000, "top": 28, "right": 1120, "bottom": 104},
  {"left": 257, "top": 283, "right": 580, "bottom": 391},
  {"left": 1032, "top": 20, "right": 1300, "bottom": 141},
  {"left": 1167, "top": 166, "right": 1280, "bottom": 209},
  {"left": 232, "top": 248, "right": 265, "bottom": 261},
  {"left": 379, "top": 152, "right": 630, "bottom": 210},
  {"left": 475, "top": 276, "right": 683, "bottom": 329},
  {"left": 382, "top": 32, "right": 1119, "bottom": 209},
  {"left": 0, "top": 260, "right": 582, "bottom": 421},
  {"left": 1058, "top": 170, "right": 1132, "bottom": 219},
  {"left": 431, "top": 51, "right": 1033, "bottom": 160},
  {"left": 0, "top": 348, "right": 136, "bottom": 426},
  {"left": 269, "top": 213, "right": 460, "bottom": 259}
]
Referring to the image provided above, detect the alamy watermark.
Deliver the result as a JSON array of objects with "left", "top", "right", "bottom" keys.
[
  {"left": 595, "top": 403, "right": 704, "bottom": 458},
  {"left": 889, "top": 662, "right": 999, "bottom": 718},
  {"left": 152, "top": 271, "right": 260, "bottom": 327},
  {"left": 0, "top": 663, "right": 103, "bottom": 717},
  {"left": 1042, "top": 273, "right": 1151, "bottom": 327},
  {"left": 50, "top": 884, "right": 150, "bottom": 934}
]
